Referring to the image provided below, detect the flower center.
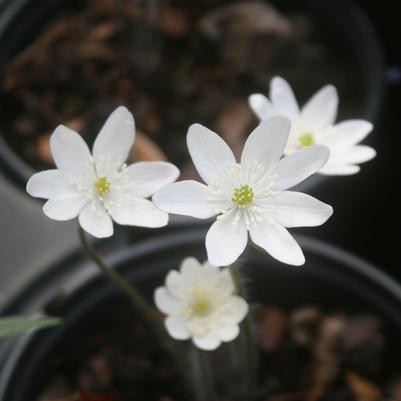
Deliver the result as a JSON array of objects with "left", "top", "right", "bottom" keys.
[
  {"left": 95, "top": 176, "right": 110, "bottom": 195},
  {"left": 191, "top": 298, "right": 212, "bottom": 317},
  {"left": 232, "top": 184, "right": 254, "bottom": 206},
  {"left": 298, "top": 132, "right": 314, "bottom": 148}
]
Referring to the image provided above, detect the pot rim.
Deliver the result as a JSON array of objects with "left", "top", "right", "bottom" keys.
[{"left": 0, "top": 229, "right": 400, "bottom": 400}]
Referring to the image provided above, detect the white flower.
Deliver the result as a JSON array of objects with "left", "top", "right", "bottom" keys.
[
  {"left": 154, "top": 257, "right": 248, "bottom": 351},
  {"left": 26, "top": 106, "right": 179, "bottom": 238},
  {"left": 249, "top": 76, "right": 376, "bottom": 175},
  {"left": 153, "top": 116, "right": 333, "bottom": 266}
]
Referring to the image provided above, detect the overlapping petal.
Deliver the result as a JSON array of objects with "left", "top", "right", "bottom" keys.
[
  {"left": 324, "top": 120, "right": 373, "bottom": 149},
  {"left": 249, "top": 219, "right": 305, "bottom": 266},
  {"left": 154, "top": 288, "right": 180, "bottom": 314},
  {"left": 27, "top": 170, "right": 76, "bottom": 199},
  {"left": 271, "top": 145, "right": 329, "bottom": 190},
  {"left": 43, "top": 193, "right": 88, "bottom": 221},
  {"left": 241, "top": 116, "right": 290, "bottom": 170},
  {"left": 248, "top": 93, "right": 275, "bottom": 120},
  {"left": 50, "top": 125, "right": 93, "bottom": 176},
  {"left": 270, "top": 191, "right": 333, "bottom": 227},
  {"left": 206, "top": 212, "right": 248, "bottom": 266},
  {"left": 108, "top": 197, "right": 168, "bottom": 228},
  {"left": 187, "top": 123, "right": 236, "bottom": 184},
  {"left": 301, "top": 85, "right": 338, "bottom": 128},
  {"left": 319, "top": 163, "right": 360, "bottom": 176},
  {"left": 270, "top": 76, "right": 300, "bottom": 118},
  {"left": 153, "top": 180, "right": 214, "bottom": 219},
  {"left": 165, "top": 316, "right": 190, "bottom": 340},
  {"left": 330, "top": 145, "right": 376, "bottom": 165},
  {"left": 78, "top": 201, "right": 114, "bottom": 238},
  {"left": 193, "top": 333, "right": 221, "bottom": 350},
  {"left": 92, "top": 106, "right": 135, "bottom": 170},
  {"left": 126, "top": 161, "right": 180, "bottom": 197}
]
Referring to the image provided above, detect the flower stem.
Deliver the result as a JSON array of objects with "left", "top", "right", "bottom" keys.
[
  {"left": 78, "top": 226, "right": 162, "bottom": 332},
  {"left": 229, "top": 265, "right": 255, "bottom": 401}
]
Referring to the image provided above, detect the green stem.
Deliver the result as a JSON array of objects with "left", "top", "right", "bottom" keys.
[
  {"left": 230, "top": 265, "right": 255, "bottom": 401},
  {"left": 78, "top": 226, "right": 162, "bottom": 332}
]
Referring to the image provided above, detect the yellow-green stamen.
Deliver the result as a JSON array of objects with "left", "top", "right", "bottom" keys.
[
  {"left": 191, "top": 298, "right": 211, "bottom": 317},
  {"left": 232, "top": 184, "right": 254, "bottom": 206},
  {"left": 95, "top": 176, "right": 110, "bottom": 195},
  {"left": 298, "top": 133, "right": 314, "bottom": 148}
]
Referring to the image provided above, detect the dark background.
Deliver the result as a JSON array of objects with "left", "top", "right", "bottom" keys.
[{"left": 309, "top": 0, "right": 401, "bottom": 281}]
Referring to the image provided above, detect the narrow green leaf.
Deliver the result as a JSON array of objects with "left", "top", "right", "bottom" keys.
[{"left": 0, "top": 316, "right": 62, "bottom": 339}]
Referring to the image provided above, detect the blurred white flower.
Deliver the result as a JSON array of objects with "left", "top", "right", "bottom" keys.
[
  {"left": 249, "top": 76, "right": 376, "bottom": 175},
  {"left": 27, "top": 106, "right": 179, "bottom": 238},
  {"left": 154, "top": 257, "right": 248, "bottom": 351},
  {"left": 153, "top": 117, "right": 333, "bottom": 266}
]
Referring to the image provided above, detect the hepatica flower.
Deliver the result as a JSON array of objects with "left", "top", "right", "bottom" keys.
[
  {"left": 26, "top": 106, "right": 179, "bottom": 238},
  {"left": 249, "top": 76, "right": 376, "bottom": 175},
  {"left": 153, "top": 116, "right": 333, "bottom": 266},
  {"left": 155, "top": 257, "right": 248, "bottom": 350}
]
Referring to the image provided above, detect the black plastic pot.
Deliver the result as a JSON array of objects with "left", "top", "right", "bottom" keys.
[
  {"left": 0, "top": 0, "right": 384, "bottom": 193},
  {"left": 0, "top": 227, "right": 401, "bottom": 401}
]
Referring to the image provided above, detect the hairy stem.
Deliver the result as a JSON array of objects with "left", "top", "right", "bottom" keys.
[{"left": 78, "top": 226, "right": 162, "bottom": 332}]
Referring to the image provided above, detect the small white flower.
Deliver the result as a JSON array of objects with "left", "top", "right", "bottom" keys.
[
  {"left": 153, "top": 116, "right": 333, "bottom": 266},
  {"left": 26, "top": 106, "right": 179, "bottom": 238},
  {"left": 249, "top": 76, "right": 376, "bottom": 175},
  {"left": 154, "top": 257, "right": 248, "bottom": 351}
]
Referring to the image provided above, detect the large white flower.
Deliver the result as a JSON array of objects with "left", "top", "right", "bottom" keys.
[
  {"left": 154, "top": 257, "right": 248, "bottom": 351},
  {"left": 249, "top": 76, "right": 376, "bottom": 175},
  {"left": 26, "top": 106, "right": 179, "bottom": 238},
  {"left": 153, "top": 116, "right": 333, "bottom": 266}
]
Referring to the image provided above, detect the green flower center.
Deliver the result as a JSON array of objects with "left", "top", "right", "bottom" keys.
[
  {"left": 95, "top": 176, "right": 110, "bottom": 195},
  {"left": 191, "top": 298, "right": 211, "bottom": 317},
  {"left": 298, "top": 133, "right": 314, "bottom": 148},
  {"left": 232, "top": 184, "right": 254, "bottom": 206}
]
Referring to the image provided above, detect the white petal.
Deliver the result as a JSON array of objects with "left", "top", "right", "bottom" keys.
[
  {"left": 165, "top": 316, "right": 190, "bottom": 340},
  {"left": 43, "top": 193, "right": 88, "bottom": 221},
  {"left": 319, "top": 163, "right": 360, "bottom": 176},
  {"left": 180, "top": 257, "right": 203, "bottom": 279},
  {"left": 26, "top": 170, "right": 74, "bottom": 199},
  {"left": 193, "top": 333, "right": 221, "bottom": 351},
  {"left": 301, "top": 85, "right": 338, "bottom": 128},
  {"left": 215, "top": 324, "right": 240, "bottom": 342},
  {"left": 248, "top": 94, "right": 275, "bottom": 121},
  {"left": 250, "top": 219, "right": 305, "bottom": 266},
  {"left": 153, "top": 180, "right": 215, "bottom": 219},
  {"left": 215, "top": 268, "right": 235, "bottom": 296},
  {"left": 154, "top": 287, "right": 179, "bottom": 314},
  {"left": 206, "top": 213, "right": 248, "bottom": 267},
  {"left": 166, "top": 270, "right": 184, "bottom": 298},
  {"left": 240, "top": 116, "right": 291, "bottom": 170},
  {"left": 92, "top": 106, "right": 135, "bottom": 169},
  {"left": 50, "top": 125, "right": 93, "bottom": 175},
  {"left": 324, "top": 120, "right": 373, "bottom": 149},
  {"left": 187, "top": 123, "right": 236, "bottom": 184},
  {"left": 108, "top": 197, "right": 168, "bottom": 228},
  {"left": 270, "top": 191, "right": 333, "bottom": 228},
  {"left": 221, "top": 296, "right": 249, "bottom": 325},
  {"left": 269, "top": 76, "right": 300, "bottom": 118},
  {"left": 126, "top": 161, "right": 180, "bottom": 197},
  {"left": 330, "top": 145, "right": 376, "bottom": 165},
  {"left": 271, "top": 145, "right": 329, "bottom": 190},
  {"left": 79, "top": 201, "right": 113, "bottom": 238}
]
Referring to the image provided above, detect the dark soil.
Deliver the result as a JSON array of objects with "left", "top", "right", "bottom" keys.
[
  {"left": 0, "top": 0, "right": 363, "bottom": 179},
  {"left": 36, "top": 304, "right": 192, "bottom": 401},
  {"left": 34, "top": 304, "right": 401, "bottom": 401}
]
